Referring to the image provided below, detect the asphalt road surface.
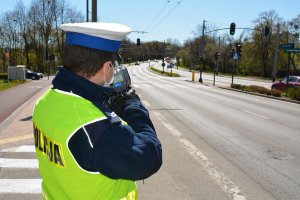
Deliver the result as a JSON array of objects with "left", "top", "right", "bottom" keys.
[{"left": 132, "top": 62, "right": 300, "bottom": 200}]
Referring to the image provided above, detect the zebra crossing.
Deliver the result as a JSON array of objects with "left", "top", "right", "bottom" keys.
[{"left": 0, "top": 145, "right": 42, "bottom": 200}]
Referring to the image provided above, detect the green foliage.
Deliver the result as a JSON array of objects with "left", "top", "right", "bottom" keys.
[
  {"left": 0, "top": 73, "right": 7, "bottom": 80},
  {"left": 286, "top": 87, "right": 300, "bottom": 101}
]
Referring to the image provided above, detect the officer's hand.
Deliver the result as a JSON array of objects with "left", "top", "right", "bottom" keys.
[{"left": 110, "top": 89, "right": 140, "bottom": 115}]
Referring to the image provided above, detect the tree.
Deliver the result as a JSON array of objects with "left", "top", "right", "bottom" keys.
[{"left": 252, "top": 10, "right": 281, "bottom": 77}]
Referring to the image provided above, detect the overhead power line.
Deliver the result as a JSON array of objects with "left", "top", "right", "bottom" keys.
[
  {"left": 143, "top": 0, "right": 173, "bottom": 33},
  {"left": 142, "top": 0, "right": 184, "bottom": 40}
]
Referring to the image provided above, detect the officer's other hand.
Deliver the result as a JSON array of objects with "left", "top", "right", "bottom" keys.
[{"left": 110, "top": 89, "right": 140, "bottom": 115}]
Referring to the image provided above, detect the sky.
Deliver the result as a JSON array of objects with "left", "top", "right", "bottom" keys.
[{"left": 1, "top": 0, "right": 300, "bottom": 44}]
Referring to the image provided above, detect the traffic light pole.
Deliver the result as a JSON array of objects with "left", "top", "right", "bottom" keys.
[
  {"left": 86, "top": 0, "right": 89, "bottom": 22},
  {"left": 213, "top": 60, "right": 216, "bottom": 86},
  {"left": 287, "top": 52, "right": 291, "bottom": 88},
  {"left": 199, "top": 20, "right": 205, "bottom": 83},
  {"left": 231, "top": 60, "right": 237, "bottom": 85},
  {"left": 272, "top": 23, "right": 280, "bottom": 82},
  {"left": 92, "top": 0, "right": 97, "bottom": 22}
]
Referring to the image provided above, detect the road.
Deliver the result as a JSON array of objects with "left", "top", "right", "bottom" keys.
[
  {"left": 0, "top": 65, "right": 300, "bottom": 199},
  {"left": 131, "top": 63, "right": 300, "bottom": 200}
]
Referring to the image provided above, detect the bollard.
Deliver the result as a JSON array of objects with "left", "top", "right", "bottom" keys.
[{"left": 192, "top": 70, "right": 195, "bottom": 81}]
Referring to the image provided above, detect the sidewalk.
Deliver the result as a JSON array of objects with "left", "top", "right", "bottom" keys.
[{"left": 0, "top": 86, "right": 49, "bottom": 149}]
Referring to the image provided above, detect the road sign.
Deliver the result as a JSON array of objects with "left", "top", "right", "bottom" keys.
[
  {"left": 166, "top": 57, "right": 170, "bottom": 63},
  {"left": 279, "top": 43, "right": 294, "bottom": 49},
  {"left": 162, "top": 63, "right": 166, "bottom": 67},
  {"left": 284, "top": 48, "right": 300, "bottom": 53},
  {"left": 167, "top": 63, "right": 174, "bottom": 68},
  {"left": 233, "top": 52, "right": 239, "bottom": 60}
]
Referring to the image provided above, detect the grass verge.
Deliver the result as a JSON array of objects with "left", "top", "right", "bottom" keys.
[
  {"left": 149, "top": 66, "right": 180, "bottom": 77},
  {"left": 0, "top": 79, "right": 27, "bottom": 92}
]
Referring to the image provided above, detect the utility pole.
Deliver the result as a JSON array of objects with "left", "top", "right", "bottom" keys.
[
  {"left": 86, "top": 0, "right": 89, "bottom": 22},
  {"left": 92, "top": 0, "right": 97, "bottom": 22},
  {"left": 272, "top": 23, "right": 280, "bottom": 82}
]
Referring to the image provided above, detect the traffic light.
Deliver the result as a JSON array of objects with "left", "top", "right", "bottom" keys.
[
  {"left": 230, "top": 23, "right": 236, "bottom": 35},
  {"left": 137, "top": 38, "right": 141, "bottom": 46},
  {"left": 214, "top": 52, "right": 221, "bottom": 60},
  {"left": 264, "top": 26, "right": 270, "bottom": 37},
  {"left": 236, "top": 44, "right": 242, "bottom": 57},
  {"left": 198, "top": 56, "right": 203, "bottom": 63}
]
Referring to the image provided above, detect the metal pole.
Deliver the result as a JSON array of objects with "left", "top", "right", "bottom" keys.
[
  {"left": 217, "top": 37, "right": 221, "bottom": 76},
  {"left": 287, "top": 52, "right": 291, "bottom": 89},
  {"left": 92, "top": 0, "right": 97, "bottom": 22},
  {"left": 86, "top": 0, "right": 89, "bottom": 22},
  {"left": 199, "top": 20, "right": 205, "bottom": 83},
  {"left": 7, "top": 67, "right": 9, "bottom": 84},
  {"left": 272, "top": 23, "right": 280, "bottom": 82},
  {"left": 213, "top": 60, "right": 216, "bottom": 86},
  {"left": 231, "top": 60, "right": 236, "bottom": 85}
]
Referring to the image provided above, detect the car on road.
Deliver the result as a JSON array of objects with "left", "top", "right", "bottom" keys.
[
  {"left": 271, "top": 76, "right": 300, "bottom": 91},
  {"left": 26, "top": 70, "right": 43, "bottom": 80},
  {"left": 135, "top": 61, "right": 140, "bottom": 65}
]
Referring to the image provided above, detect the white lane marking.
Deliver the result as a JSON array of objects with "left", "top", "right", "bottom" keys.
[
  {"left": 242, "top": 110, "right": 270, "bottom": 120},
  {"left": 0, "top": 158, "right": 38, "bottom": 169},
  {"left": 1, "top": 145, "right": 35, "bottom": 152},
  {"left": 142, "top": 100, "right": 151, "bottom": 108},
  {"left": 153, "top": 111, "right": 247, "bottom": 200},
  {"left": 0, "top": 179, "right": 42, "bottom": 194}
]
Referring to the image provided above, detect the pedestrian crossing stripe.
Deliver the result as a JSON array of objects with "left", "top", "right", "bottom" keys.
[
  {"left": 0, "top": 158, "right": 38, "bottom": 169},
  {"left": 0, "top": 145, "right": 42, "bottom": 194},
  {"left": 1, "top": 145, "right": 35, "bottom": 152},
  {"left": 0, "top": 179, "right": 42, "bottom": 194}
]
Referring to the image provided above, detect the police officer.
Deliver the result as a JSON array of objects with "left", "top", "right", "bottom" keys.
[{"left": 33, "top": 22, "right": 162, "bottom": 200}]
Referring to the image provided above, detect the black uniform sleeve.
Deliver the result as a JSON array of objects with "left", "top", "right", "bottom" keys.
[
  {"left": 68, "top": 99, "right": 162, "bottom": 180},
  {"left": 93, "top": 99, "right": 162, "bottom": 180}
]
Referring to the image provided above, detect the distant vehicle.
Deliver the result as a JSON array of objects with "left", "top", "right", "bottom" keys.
[
  {"left": 26, "top": 70, "right": 43, "bottom": 80},
  {"left": 271, "top": 76, "right": 300, "bottom": 91},
  {"left": 135, "top": 61, "right": 140, "bottom": 65}
]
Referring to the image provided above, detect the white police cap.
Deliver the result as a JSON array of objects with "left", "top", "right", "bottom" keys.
[{"left": 60, "top": 22, "right": 131, "bottom": 53}]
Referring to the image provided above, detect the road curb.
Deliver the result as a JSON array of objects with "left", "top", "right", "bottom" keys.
[{"left": 219, "top": 87, "right": 300, "bottom": 105}]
